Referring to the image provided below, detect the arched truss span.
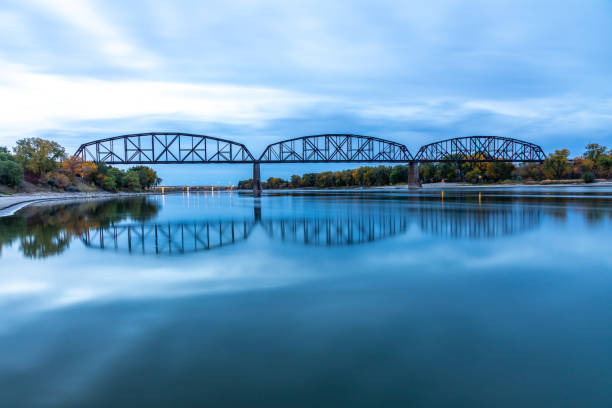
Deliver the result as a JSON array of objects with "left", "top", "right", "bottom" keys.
[
  {"left": 414, "top": 136, "right": 546, "bottom": 162},
  {"left": 74, "top": 132, "right": 255, "bottom": 164},
  {"left": 258, "top": 134, "right": 413, "bottom": 163}
]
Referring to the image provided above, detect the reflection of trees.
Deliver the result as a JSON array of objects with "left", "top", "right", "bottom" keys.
[
  {"left": 0, "top": 197, "right": 160, "bottom": 258},
  {"left": 20, "top": 227, "right": 71, "bottom": 258},
  {"left": 0, "top": 216, "right": 26, "bottom": 256}
]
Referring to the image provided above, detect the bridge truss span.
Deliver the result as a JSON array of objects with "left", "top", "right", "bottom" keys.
[
  {"left": 414, "top": 136, "right": 546, "bottom": 162},
  {"left": 258, "top": 134, "right": 413, "bottom": 163},
  {"left": 75, "top": 132, "right": 255, "bottom": 164}
]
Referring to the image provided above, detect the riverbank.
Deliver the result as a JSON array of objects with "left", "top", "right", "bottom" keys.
[
  {"left": 0, "top": 191, "right": 155, "bottom": 217},
  {"left": 376, "top": 180, "right": 612, "bottom": 189},
  {"left": 235, "top": 180, "right": 612, "bottom": 191}
]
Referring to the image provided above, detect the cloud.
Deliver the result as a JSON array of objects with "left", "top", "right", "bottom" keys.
[
  {"left": 0, "top": 59, "right": 320, "bottom": 142},
  {"left": 27, "top": 0, "right": 159, "bottom": 69}
]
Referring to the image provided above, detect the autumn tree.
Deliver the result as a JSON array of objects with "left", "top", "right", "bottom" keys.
[
  {"left": 13, "top": 138, "right": 66, "bottom": 176},
  {"left": 60, "top": 156, "right": 97, "bottom": 180},
  {"left": 485, "top": 162, "right": 515, "bottom": 181}
]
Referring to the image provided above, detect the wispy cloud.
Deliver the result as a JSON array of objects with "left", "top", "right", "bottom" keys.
[
  {"left": 0, "top": 59, "right": 320, "bottom": 143},
  {"left": 27, "top": 0, "right": 159, "bottom": 69}
]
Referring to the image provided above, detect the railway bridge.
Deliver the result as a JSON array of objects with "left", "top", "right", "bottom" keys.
[{"left": 75, "top": 133, "right": 546, "bottom": 194}]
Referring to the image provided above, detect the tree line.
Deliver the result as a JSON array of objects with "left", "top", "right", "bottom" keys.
[
  {"left": 0, "top": 137, "right": 161, "bottom": 192},
  {"left": 237, "top": 144, "right": 612, "bottom": 189}
]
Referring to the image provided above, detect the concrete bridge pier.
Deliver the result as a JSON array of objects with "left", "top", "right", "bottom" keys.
[
  {"left": 253, "top": 162, "right": 262, "bottom": 196},
  {"left": 408, "top": 161, "right": 422, "bottom": 188}
]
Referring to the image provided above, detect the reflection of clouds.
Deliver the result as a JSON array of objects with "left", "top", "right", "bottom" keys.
[
  {"left": 2, "top": 192, "right": 612, "bottom": 323},
  {"left": 0, "top": 280, "right": 48, "bottom": 296},
  {"left": 0, "top": 234, "right": 310, "bottom": 321}
]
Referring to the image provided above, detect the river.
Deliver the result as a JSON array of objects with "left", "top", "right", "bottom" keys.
[{"left": 1, "top": 188, "right": 611, "bottom": 407}]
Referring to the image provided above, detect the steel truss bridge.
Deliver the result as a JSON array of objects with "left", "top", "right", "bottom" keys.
[{"left": 75, "top": 133, "right": 547, "bottom": 192}]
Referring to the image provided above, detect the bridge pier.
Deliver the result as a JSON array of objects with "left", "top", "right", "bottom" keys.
[
  {"left": 408, "top": 162, "right": 421, "bottom": 188},
  {"left": 253, "top": 198, "right": 261, "bottom": 222},
  {"left": 253, "top": 162, "right": 262, "bottom": 196}
]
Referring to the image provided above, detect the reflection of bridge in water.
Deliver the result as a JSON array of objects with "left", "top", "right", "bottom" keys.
[
  {"left": 419, "top": 206, "right": 543, "bottom": 239},
  {"left": 82, "top": 220, "right": 256, "bottom": 254},
  {"left": 81, "top": 203, "right": 542, "bottom": 254},
  {"left": 262, "top": 215, "right": 410, "bottom": 246}
]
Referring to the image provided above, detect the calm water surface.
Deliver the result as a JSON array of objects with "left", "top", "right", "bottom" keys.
[{"left": 1, "top": 188, "right": 612, "bottom": 407}]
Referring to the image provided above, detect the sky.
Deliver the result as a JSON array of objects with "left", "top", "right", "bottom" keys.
[{"left": 1, "top": 0, "right": 611, "bottom": 184}]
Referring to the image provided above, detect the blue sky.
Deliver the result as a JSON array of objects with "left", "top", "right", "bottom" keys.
[{"left": 1, "top": 0, "right": 611, "bottom": 184}]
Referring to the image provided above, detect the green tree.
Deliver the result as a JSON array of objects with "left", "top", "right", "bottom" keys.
[
  {"left": 0, "top": 160, "right": 24, "bottom": 188},
  {"left": 0, "top": 151, "right": 15, "bottom": 162},
  {"left": 340, "top": 170, "right": 353, "bottom": 186},
  {"left": 130, "top": 166, "right": 161, "bottom": 189},
  {"left": 301, "top": 173, "right": 316, "bottom": 187},
  {"left": 107, "top": 167, "right": 125, "bottom": 188},
  {"left": 266, "top": 177, "right": 284, "bottom": 189},
  {"left": 419, "top": 163, "right": 437, "bottom": 182},
  {"left": 290, "top": 175, "right": 300, "bottom": 188},
  {"left": 543, "top": 149, "right": 570, "bottom": 179},
  {"left": 583, "top": 171, "right": 595, "bottom": 183},
  {"left": 584, "top": 144, "right": 606, "bottom": 161},
  {"left": 373, "top": 166, "right": 390, "bottom": 185},
  {"left": 101, "top": 175, "right": 117, "bottom": 192},
  {"left": 13, "top": 138, "right": 66, "bottom": 176},
  {"left": 124, "top": 170, "right": 142, "bottom": 190},
  {"left": 238, "top": 179, "right": 253, "bottom": 189},
  {"left": 353, "top": 167, "right": 369, "bottom": 186},
  {"left": 315, "top": 172, "right": 333, "bottom": 187},
  {"left": 465, "top": 169, "right": 482, "bottom": 184},
  {"left": 390, "top": 165, "right": 408, "bottom": 184},
  {"left": 439, "top": 162, "right": 458, "bottom": 181}
]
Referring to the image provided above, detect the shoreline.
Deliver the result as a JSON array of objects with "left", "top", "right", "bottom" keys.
[
  {"left": 235, "top": 180, "right": 612, "bottom": 191},
  {"left": 0, "top": 191, "right": 155, "bottom": 218},
  {"left": 2, "top": 181, "right": 611, "bottom": 217}
]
